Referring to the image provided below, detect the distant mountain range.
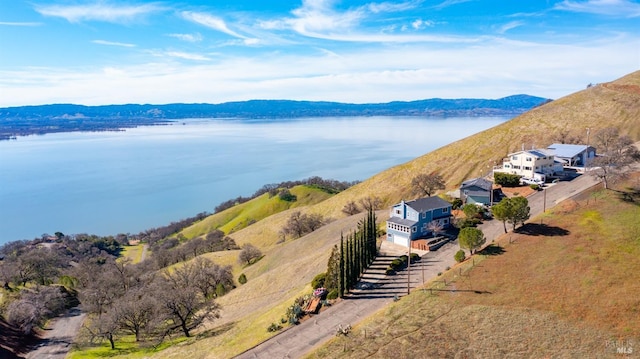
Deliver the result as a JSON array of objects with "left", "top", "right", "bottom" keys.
[{"left": 0, "top": 95, "right": 551, "bottom": 140}]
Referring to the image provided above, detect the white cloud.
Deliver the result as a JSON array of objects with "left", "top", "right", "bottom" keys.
[
  {"left": 287, "top": 0, "right": 365, "bottom": 35},
  {"left": 1, "top": 36, "right": 637, "bottom": 107},
  {"left": 92, "top": 40, "right": 136, "bottom": 47},
  {"left": 554, "top": 0, "right": 640, "bottom": 17},
  {"left": 168, "top": 33, "right": 203, "bottom": 43},
  {"left": 164, "top": 51, "right": 211, "bottom": 61},
  {"left": 497, "top": 21, "right": 524, "bottom": 34},
  {"left": 273, "top": 0, "right": 469, "bottom": 43},
  {"left": 35, "top": 2, "right": 163, "bottom": 23},
  {"left": 181, "top": 11, "right": 257, "bottom": 44},
  {"left": 432, "top": 0, "right": 473, "bottom": 10},
  {"left": 366, "top": 1, "right": 420, "bottom": 13},
  {"left": 412, "top": 19, "right": 435, "bottom": 29},
  {"left": 0, "top": 21, "right": 42, "bottom": 26}
]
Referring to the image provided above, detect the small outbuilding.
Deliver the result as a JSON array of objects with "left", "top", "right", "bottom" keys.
[
  {"left": 545, "top": 143, "right": 596, "bottom": 168},
  {"left": 460, "top": 177, "right": 493, "bottom": 206}
]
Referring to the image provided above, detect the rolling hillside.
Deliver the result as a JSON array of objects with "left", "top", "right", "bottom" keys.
[
  {"left": 309, "top": 174, "right": 640, "bottom": 358},
  {"left": 179, "top": 184, "right": 336, "bottom": 239},
  {"left": 70, "top": 71, "right": 640, "bottom": 358}
]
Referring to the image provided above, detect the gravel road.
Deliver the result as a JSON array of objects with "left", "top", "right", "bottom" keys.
[{"left": 26, "top": 307, "right": 85, "bottom": 359}]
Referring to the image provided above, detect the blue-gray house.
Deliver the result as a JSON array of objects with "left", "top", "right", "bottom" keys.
[
  {"left": 460, "top": 177, "right": 493, "bottom": 206},
  {"left": 386, "top": 196, "right": 452, "bottom": 247}
]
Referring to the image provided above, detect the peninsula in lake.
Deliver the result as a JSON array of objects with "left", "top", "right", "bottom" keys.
[{"left": 0, "top": 95, "right": 549, "bottom": 140}]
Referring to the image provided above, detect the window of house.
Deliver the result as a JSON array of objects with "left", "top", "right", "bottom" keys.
[
  {"left": 526, "top": 157, "right": 532, "bottom": 161},
  {"left": 512, "top": 155, "right": 518, "bottom": 160},
  {"left": 422, "top": 212, "right": 426, "bottom": 219},
  {"left": 442, "top": 207, "right": 449, "bottom": 213},
  {"left": 395, "top": 209, "right": 401, "bottom": 215},
  {"left": 412, "top": 226, "right": 416, "bottom": 233},
  {"left": 443, "top": 218, "right": 449, "bottom": 224},
  {"left": 513, "top": 165, "right": 521, "bottom": 169},
  {"left": 504, "top": 164, "right": 511, "bottom": 168},
  {"left": 524, "top": 166, "right": 531, "bottom": 170}
]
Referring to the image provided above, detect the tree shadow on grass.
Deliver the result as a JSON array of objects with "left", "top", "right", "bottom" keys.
[
  {"left": 196, "top": 321, "right": 236, "bottom": 340},
  {"left": 615, "top": 188, "right": 640, "bottom": 206},
  {"left": 478, "top": 244, "right": 505, "bottom": 256},
  {"left": 516, "top": 223, "right": 570, "bottom": 237}
]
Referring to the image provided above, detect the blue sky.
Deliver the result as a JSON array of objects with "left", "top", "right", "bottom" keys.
[{"left": 0, "top": 0, "right": 638, "bottom": 106}]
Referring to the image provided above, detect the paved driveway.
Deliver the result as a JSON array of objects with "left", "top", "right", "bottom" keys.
[{"left": 235, "top": 173, "right": 602, "bottom": 359}]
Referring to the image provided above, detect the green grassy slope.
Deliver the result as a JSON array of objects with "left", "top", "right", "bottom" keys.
[{"left": 179, "top": 185, "right": 335, "bottom": 239}]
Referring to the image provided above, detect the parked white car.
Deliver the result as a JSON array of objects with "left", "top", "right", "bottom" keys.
[{"left": 520, "top": 177, "right": 544, "bottom": 186}]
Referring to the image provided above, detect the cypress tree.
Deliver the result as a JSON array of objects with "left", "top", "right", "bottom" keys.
[
  {"left": 349, "top": 231, "right": 356, "bottom": 288},
  {"left": 346, "top": 232, "right": 352, "bottom": 291},
  {"left": 339, "top": 234, "right": 345, "bottom": 298}
]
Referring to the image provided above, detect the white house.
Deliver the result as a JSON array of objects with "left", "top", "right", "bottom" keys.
[{"left": 494, "top": 149, "right": 562, "bottom": 179}]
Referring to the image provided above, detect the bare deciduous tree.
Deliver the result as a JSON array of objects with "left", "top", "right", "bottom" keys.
[
  {"left": 281, "top": 211, "right": 326, "bottom": 239},
  {"left": 341, "top": 201, "right": 360, "bottom": 216},
  {"left": 113, "top": 286, "right": 158, "bottom": 342},
  {"left": 153, "top": 272, "right": 220, "bottom": 338},
  {"left": 238, "top": 244, "right": 262, "bottom": 265},
  {"left": 411, "top": 173, "right": 445, "bottom": 197},
  {"left": 6, "top": 286, "right": 66, "bottom": 334},
  {"left": 358, "top": 196, "right": 382, "bottom": 211},
  {"left": 589, "top": 127, "right": 640, "bottom": 189}
]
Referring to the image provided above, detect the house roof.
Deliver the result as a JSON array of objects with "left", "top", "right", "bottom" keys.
[
  {"left": 387, "top": 217, "right": 416, "bottom": 226},
  {"left": 528, "top": 149, "right": 548, "bottom": 158},
  {"left": 405, "top": 196, "right": 451, "bottom": 212},
  {"left": 460, "top": 177, "right": 492, "bottom": 191},
  {"left": 507, "top": 149, "right": 548, "bottom": 159},
  {"left": 547, "top": 143, "right": 591, "bottom": 158},
  {"left": 466, "top": 190, "right": 490, "bottom": 198}
]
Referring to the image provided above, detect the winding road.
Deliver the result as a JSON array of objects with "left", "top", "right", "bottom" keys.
[{"left": 235, "top": 172, "right": 602, "bottom": 359}]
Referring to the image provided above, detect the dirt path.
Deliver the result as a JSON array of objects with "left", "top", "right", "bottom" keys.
[
  {"left": 140, "top": 243, "right": 149, "bottom": 262},
  {"left": 235, "top": 173, "right": 602, "bottom": 359},
  {"left": 26, "top": 307, "right": 85, "bottom": 359}
]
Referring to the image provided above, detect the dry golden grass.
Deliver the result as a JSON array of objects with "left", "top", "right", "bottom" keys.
[
  {"left": 89, "top": 71, "right": 640, "bottom": 358},
  {"left": 308, "top": 174, "right": 640, "bottom": 358},
  {"left": 146, "top": 211, "right": 377, "bottom": 359}
]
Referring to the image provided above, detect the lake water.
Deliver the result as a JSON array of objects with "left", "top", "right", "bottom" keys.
[{"left": 0, "top": 116, "right": 508, "bottom": 243}]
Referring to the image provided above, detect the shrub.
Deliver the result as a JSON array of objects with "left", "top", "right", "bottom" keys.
[
  {"left": 326, "top": 289, "right": 339, "bottom": 300},
  {"left": 216, "top": 283, "right": 227, "bottom": 297},
  {"left": 494, "top": 172, "right": 521, "bottom": 187},
  {"left": 456, "top": 218, "right": 482, "bottom": 228},
  {"left": 390, "top": 258, "right": 403, "bottom": 269},
  {"left": 238, "top": 273, "right": 247, "bottom": 285},
  {"left": 410, "top": 253, "right": 420, "bottom": 263},
  {"left": 311, "top": 273, "right": 326, "bottom": 289},
  {"left": 462, "top": 204, "right": 482, "bottom": 219},
  {"left": 278, "top": 189, "right": 297, "bottom": 202},
  {"left": 529, "top": 184, "right": 540, "bottom": 190},
  {"left": 454, "top": 250, "right": 466, "bottom": 263},
  {"left": 451, "top": 198, "right": 463, "bottom": 210},
  {"left": 267, "top": 323, "right": 282, "bottom": 332}
]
